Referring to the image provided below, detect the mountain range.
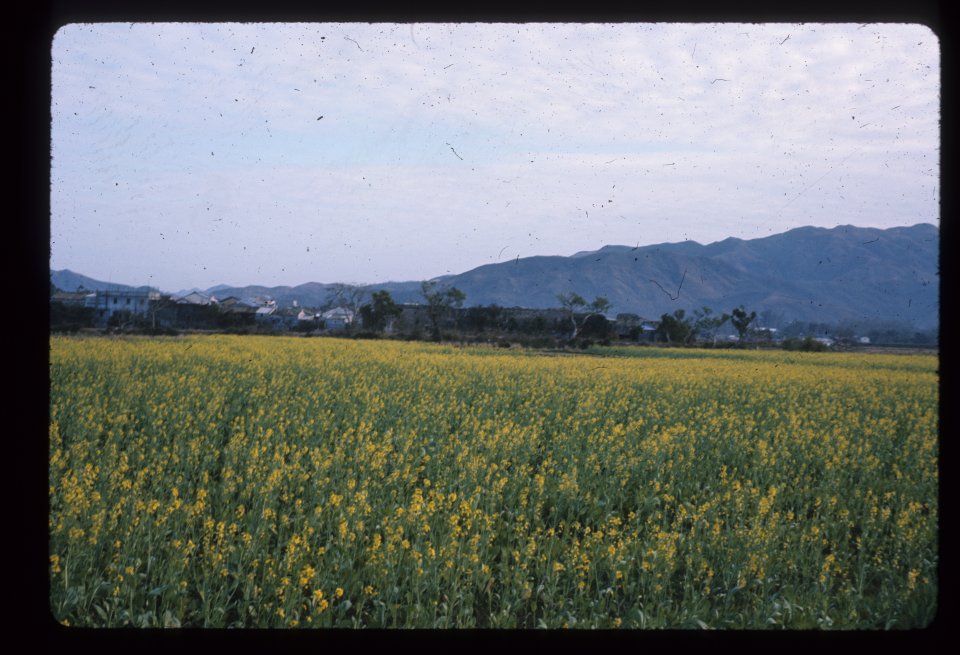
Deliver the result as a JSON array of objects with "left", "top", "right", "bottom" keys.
[
  {"left": 51, "top": 223, "right": 939, "bottom": 330},
  {"left": 49, "top": 270, "right": 157, "bottom": 294}
]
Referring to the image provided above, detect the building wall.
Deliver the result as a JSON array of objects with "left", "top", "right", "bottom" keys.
[{"left": 92, "top": 290, "right": 160, "bottom": 324}]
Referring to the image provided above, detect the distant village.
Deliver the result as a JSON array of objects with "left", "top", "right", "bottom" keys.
[
  {"left": 48, "top": 283, "right": 905, "bottom": 352},
  {"left": 49, "top": 286, "right": 652, "bottom": 343},
  {"left": 52, "top": 287, "right": 353, "bottom": 331}
]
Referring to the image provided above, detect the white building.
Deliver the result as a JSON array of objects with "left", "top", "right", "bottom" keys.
[
  {"left": 255, "top": 306, "right": 277, "bottom": 321},
  {"left": 322, "top": 307, "right": 355, "bottom": 330},
  {"left": 92, "top": 289, "right": 161, "bottom": 324}
]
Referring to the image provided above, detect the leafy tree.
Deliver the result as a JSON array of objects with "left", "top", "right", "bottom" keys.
[
  {"left": 692, "top": 306, "right": 730, "bottom": 345},
  {"left": 557, "top": 293, "right": 613, "bottom": 341},
  {"left": 580, "top": 313, "right": 613, "bottom": 340},
  {"left": 655, "top": 309, "right": 693, "bottom": 345},
  {"left": 731, "top": 305, "right": 757, "bottom": 345},
  {"left": 557, "top": 292, "right": 587, "bottom": 339},
  {"left": 590, "top": 296, "right": 612, "bottom": 316},
  {"left": 49, "top": 302, "right": 96, "bottom": 333},
  {"left": 447, "top": 288, "right": 467, "bottom": 328},
  {"left": 524, "top": 315, "right": 549, "bottom": 336},
  {"left": 359, "top": 290, "right": 401, "bottom": 334},
  {"left": 463, "top": 305, "right": 505, "bottom": 333},
  {"left": 783, "top": 336, "right": 829, "bottom": 352},
  {"left": 421, "top": 281, "right": 466, "bottom": 340}
]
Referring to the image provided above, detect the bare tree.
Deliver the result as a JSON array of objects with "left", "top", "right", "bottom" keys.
[
  {"left": 692, "top": 306, "right": 730, "bottom": 345},
  {"left": 326, "top": 283, "right": 367, "bottom": 332},
  {"left": 147, "top": 295, "right": 174, "bottom": 330}
]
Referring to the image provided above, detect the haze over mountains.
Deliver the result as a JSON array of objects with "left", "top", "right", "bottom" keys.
[{"left": 52, "top": 223, "right": 939, "bottom": 330}]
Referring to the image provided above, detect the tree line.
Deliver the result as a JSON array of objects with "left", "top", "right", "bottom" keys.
[
  {"left": 50, "top": 280, "right": 935, "bottom": 348},
  {"left": 356, "top": 286, "right": 767, "bottom": 348}
]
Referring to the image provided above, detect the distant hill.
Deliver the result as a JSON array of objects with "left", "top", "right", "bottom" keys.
[
  {"left": 201, "top": 282, "right": 340, "bottom": 307},
  {"left": 433, "top": 223, "right": 938, "bottom": 329},
  {"left": 52, "top": 223, "right": 939, "bottom": 329},
  {"left": 50, "top": 269, "right": 156, "bottom": 294}
]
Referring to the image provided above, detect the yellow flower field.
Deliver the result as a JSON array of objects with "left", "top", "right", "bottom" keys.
[{"left": 49, "top": 335, "right": 938, "bottom": 628}]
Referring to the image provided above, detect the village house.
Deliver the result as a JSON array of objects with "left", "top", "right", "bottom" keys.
[
  {"left": 321, "top": 307, "right": 355, "bottom": 331},
  {"left": 613, "top": 313, "right": 659, "bottom": 341},
  {"left": 176, "top": 291, "right": 217, "bottom": 305},
  {"left": 216, "top": 296, "right": 243, "bottom": 308},
  {"left": 217, "top": 296, "right": 259, "bottom": 317},
  {"left": 753, "top": 326, "right": 780, "bottom": 343},
  {"left": 255, "top": 306, "right": 277, "bottom": 320},
  {"left": 262, "top": 306, "right": 301, "bottom": 329},
  {"left": 90, "top": 289, "right": 162, "bottom": 325}
]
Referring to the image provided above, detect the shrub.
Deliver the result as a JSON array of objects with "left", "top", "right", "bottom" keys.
[{"left": 782, "top": 337, "right": 829, "bottom": 352}]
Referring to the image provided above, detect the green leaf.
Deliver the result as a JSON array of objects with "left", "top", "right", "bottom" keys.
[{"left": 162, "top": 609, "right": 181, "bottom": 628}]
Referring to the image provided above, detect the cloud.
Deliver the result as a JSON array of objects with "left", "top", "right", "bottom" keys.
[{"left": 50, "top": 22, "right": 939, "bottom": 291}]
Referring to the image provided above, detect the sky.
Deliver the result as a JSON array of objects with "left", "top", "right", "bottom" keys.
[{"left": 50, "top": 22, "right": 940, "bottom": 293}]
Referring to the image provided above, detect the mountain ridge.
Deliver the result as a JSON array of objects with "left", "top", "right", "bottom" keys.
[
  {"left": 50, "top": 269, "right": 157, "bottom": 294},
  {"left": 51, "top": 223, "right": 939, "bottom": 329}
]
